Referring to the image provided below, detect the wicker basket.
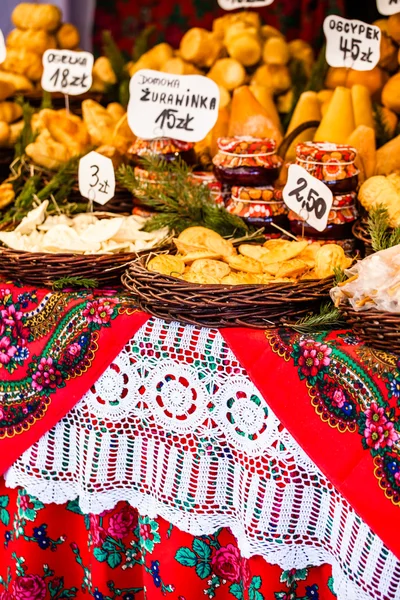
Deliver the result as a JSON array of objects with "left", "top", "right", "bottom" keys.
[
  {"left": 121, "top": 254, "right": 333, "bottom": 329},
  {"left": 341, "top": 306, "right": 400, "bottom": 354},
  {"left": 352, "top": 219, "right": 374, "bottom": 256}
]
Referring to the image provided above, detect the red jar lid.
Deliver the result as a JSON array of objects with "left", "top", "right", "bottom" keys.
[
  {"left": 217, "top": 136, "right": 277, "bottom": 156},
  {"left": 296, "top": 142, "right": 357, "bottom": 164}
]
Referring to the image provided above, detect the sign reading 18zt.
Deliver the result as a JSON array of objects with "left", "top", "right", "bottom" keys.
[
  {"left": 323, "top": 16, "right": 381, "bottom": 71},
  {"left": 283, "top": 165, "right": 333, "bottom": 233},
  {"left": 128, "top": 69, "right": 220, "bottom": 143},
  {"left": 42, "top": 49, "right": 94, "bottom": 96}
]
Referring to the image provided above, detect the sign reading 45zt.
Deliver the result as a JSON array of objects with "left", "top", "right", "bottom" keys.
[
  {"left": 377, "top": 0, "right": 400, "bottom": 15},
  {"left": 127, "top": 69, "right": 220, "bottom": 143},
  {"left": 323, "top": 15, "right": 381, "bottom": 71},
  {"left": 283, "top": 164, "right": 333, "bottom": 233},
  {"left": 42, "top": 49, "right": 94, "bottom": 96}
]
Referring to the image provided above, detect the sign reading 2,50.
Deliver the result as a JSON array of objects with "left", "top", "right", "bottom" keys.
[{"left": 288, "top": 177, "right": 328, "bottom": 220}]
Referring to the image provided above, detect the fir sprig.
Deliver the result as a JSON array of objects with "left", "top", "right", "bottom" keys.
[
  {"left": 14, "top": 102, "right": 37, "bottom": 160},
  {"left": 117, "top": 156, "right": 249, "bottom": 237},
  {"left": 306, "top": 44, "right": 329, "bottom": 93},
  {"left": 289, "top": 302, "right": 346, "bottom": 334},
  {"left": 52, "top": 276, "right": 98, "bottom": 290},
  {"left": 283, "top": 59, "right": 308, "bottom": 131},
  {"left": 373, "top": 103, "right": 393, "bottom": 148},
  {"left": 132, "top": 25, "right": 156, "bottom": 62},
  {"left": 367, "top": 204, "right": 400, "bottom": 252},
  {"left": 102, "top": 30, "right": 126, "bottom": 82}
]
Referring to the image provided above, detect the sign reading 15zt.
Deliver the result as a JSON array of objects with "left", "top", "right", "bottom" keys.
[
  {"left": 323, "top": 16, "right": 381, "bottom": 71},
  {"left": 377, "top": 0, "right": 400, "bottom": 15},
  {"left": 42, "top": 49, "right": 94, "bottom": 95},
  {"left": 283, "top": 164, "right": 333, "bottom": 233},
  {"left": 218, "top": 0, "right": 273, "bottom": 9},
  {"left": 79, "top": 151, "right": 115, "bottom": 206},
  {"left": 128, "top": 69, "right": 220, "bottom": 143}
]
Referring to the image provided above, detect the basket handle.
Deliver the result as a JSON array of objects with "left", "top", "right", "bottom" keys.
[{"left": 277, "top": 120, "right": 321, "bottom": 160}]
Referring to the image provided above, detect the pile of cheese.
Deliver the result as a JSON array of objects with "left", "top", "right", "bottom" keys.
[{"left": 0, "top": 201, "right": 167, "bottom": 254}]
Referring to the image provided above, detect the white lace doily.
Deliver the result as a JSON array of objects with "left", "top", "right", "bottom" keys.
[{"left": 5, "top": 318, "right": 400, "bottom": 600}]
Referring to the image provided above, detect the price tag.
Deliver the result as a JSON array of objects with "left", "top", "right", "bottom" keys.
[
  {"left": 323, "top": 15, "right": 381, "bottom": 71},
  {"left": 41, "top": 49, "right": 94, "bottom": 96},
  {"left": 127, "top": 69, "right": 220, "bottom": 143},
  {"left": 283, "top": 164, "right": 333, "bottom": 233},
  {"left": 218, "top": 0, "right": 274, "bottom": 9},
  {"left": 377, "top": 0, "right": 400, "bottom": 14},
  {"left": 0, "top": 30, "right": 5, "bottom": 65},
  {"left": 79, "top": 151, "right": 115, "bottom": 206}
]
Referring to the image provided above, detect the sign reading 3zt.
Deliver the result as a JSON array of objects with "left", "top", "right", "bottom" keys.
[
  {"left": 42, "top": 49, "right": 94, "bottom": 95},
  {"left": 79, "top": 151, "right": 115, "bottom": 206},
  {"left": 323, "top": 16, "right": 381, "bottom": 71},
  {"left": 218, "top": 0, "right": 274, "bottom": 9},
  {"left": 283, "top": 164, "right": 333, "bottom": 233},
  {"left": 128, "top": 69, "right": 220, "bottom": 143},
  {"left": 377, "top": 0, "right": 400, "bottom": 15}
]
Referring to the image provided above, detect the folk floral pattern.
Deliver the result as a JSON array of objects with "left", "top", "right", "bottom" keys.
[
  {"left": 267, "top": 329, "right": 400, "bottom": 507},
  {"left": 0, "top": 484, "right": 337, "bottom": 599},
  {"left": 0, "top": 284, "right": 137, "bottom": 442}
]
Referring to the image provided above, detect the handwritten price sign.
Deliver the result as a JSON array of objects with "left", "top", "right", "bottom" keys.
[
  {"left": 323, "top": 16, "right": 381, "bottom": 71},
  {"left": 42, "top": 49, "right": 94, "bottom": 96},
  {"left": 127, "top": 69, "right": 220, "bottom": 143},
  {"left": 377, "top": 0, "right": 400, "bottom": 15},
  {"left": 283, "top": 164, "right": 333, "bottom": 233},
  {"left": 0, "top": 30, "right": 5, "bottom": 65},
  {"left": 218, "top": 0, "right": 274, "bottom": 9},
  {"left": 79, "top": 151, "right": 115, "bottom": 206}
]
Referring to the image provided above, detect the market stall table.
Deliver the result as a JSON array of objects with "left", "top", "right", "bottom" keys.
[{"left": 0, "top": 283, "right": 399, "bottom": 600}]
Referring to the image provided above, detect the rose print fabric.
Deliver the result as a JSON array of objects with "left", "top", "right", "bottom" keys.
[
  {"left": 0, "top": 283, "right": 148, "bottom": 475},
  {"left": 0, "top": 483, "right": 337, "bottom": 599}
]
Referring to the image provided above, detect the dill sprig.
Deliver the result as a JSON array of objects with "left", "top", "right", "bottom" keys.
[
  {"left": 52, "top": 276, "right": 98, "bottom": 290},
  {"left": 289, "top": 302, "right": 346, "bottom": 334},
  {"left": 117, "top": 156, "right": 249, "bottom": 237}
]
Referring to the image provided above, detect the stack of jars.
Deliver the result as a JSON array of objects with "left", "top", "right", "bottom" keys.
[
  {"left": 289, "top": 142, "right": 359, "bottom": 251},
  {"left": 212, "top": 136, "right": 287, "bottom": 235},
  {"left": 188, "top": 171, "right": 224, "bottom": 206},
  {"left": 127, "top": 137, "right": 197, "bottom": 215}
]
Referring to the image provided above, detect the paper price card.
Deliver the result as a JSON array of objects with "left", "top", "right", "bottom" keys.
[
  {"left": 0, "top": 30, "right": 5, "bottom": 65},
  {"left": 377, "top": 0, "right": 400, "bottom": 15},
  {"left": 79, "top": 151, "right": 115, "bottom": 206},
  {"left": 323, "top": 15, "right": 381, "bottom": 71},
  {"left": 283, "top": 164, "right": 333, "bottom": 233},
  {"left": 42, "top": 49, "right": 94, "bottom": 96},
  {"left": 218, "top": 0, "right": 274, "bottom": 9},
  {"left": 127, "top": 69, "right": 220, "bottom": 143}
]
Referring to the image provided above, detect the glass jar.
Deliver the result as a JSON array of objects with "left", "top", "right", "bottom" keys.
[
  {"left": 295, "top": 142, "right": 359, "bottom": 194},
  {"left": 288, "top": 203, "right": 358, "bottom": 240},
  {"left": 189, "top": 171, "right": 224, "bottom": 206},
  {"left": 226, "top": 185, "right": 289, "bottom": 231},
  {"left": 128, "top": 137, "right": 196, "bottom": 166},
  {"left": 213, "top": 137, "right": 283, "bottom": 186}
]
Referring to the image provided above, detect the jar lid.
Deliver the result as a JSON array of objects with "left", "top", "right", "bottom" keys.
[
  {"left": 190, "top": 171, "right": 218, "bottom": 184},
  {"left": 296, "top": 142, "right": 357, "bottom": 165},
  {"left": 231, "top": 185, "right": 283, "bottom": 203},
  {"left": 129, "top": 137, "right": 194, "bottom": 156},
  {"left": 217, "top": 136, "right": 277, "bottom": 156}
]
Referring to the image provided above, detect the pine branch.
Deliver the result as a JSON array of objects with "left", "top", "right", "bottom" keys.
[
  {"left": 40, "top": 91, "right": 53, "bottom": 110},
  {"left": 289, "top": 302, "right": 346, "bottom": 334},
  {"left": 102, "top": 30, "right": 126, "bottom": 82},
  {"left": 333, "top": 266, "right": 347, "bottom": 285},
  {"left": 132, "top": 25, "right": 156, "bottom": 62},
  {"left": 14, "top": 102, "right": 37, "bottom": 160},
  {"left": 306, "top": 44, "right": 329, "bottom": 93},
  {"left": 368, "top": 204, "right": 391, "bottom": 252},
  {"left": 117, "top": 157, "right": 249, "bottom": 237},
  {"left": 374, "top": 103, "right": 392, "bottom": 148},
  {"left": 283, "top": 59, "right": 308, "bottom": 131},
  {"left": 52, "top": 276, "right": 98, "bottom": 290}
]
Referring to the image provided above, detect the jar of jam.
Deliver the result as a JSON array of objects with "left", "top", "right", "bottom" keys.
[
  {"left": 128, "top": 137, "right": 196, "bottom": 166},
  {"left": 189, "top": 171, "right": 224, "bottom": 206},
  {"left": 295, "top": 142, "right": 359, "bottom": 194},
  {"left": 132, "top": 165, "right": 167, "bottom": 210},
  {"left": 213, "top": 137, "right": 283, "bottom": 186},
  {"left": 226, "top": 185, "right": 289, "bottom": 231},
  {"left": 288, "top": 203, "right": 358, "bottom": 240}
]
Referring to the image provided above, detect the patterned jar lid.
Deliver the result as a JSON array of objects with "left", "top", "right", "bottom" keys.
[
  {"left": 217, "top": 136, "right": 277, "bottom": 156},
  {"left": 231, "top": 185, "right": 283, "bottom": 203},
  {"left": 129, "top": 137, "right": 194, "bottom": 156},
  {"left": 296, "top": 142, "right": 357, "bottom": 165}
]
